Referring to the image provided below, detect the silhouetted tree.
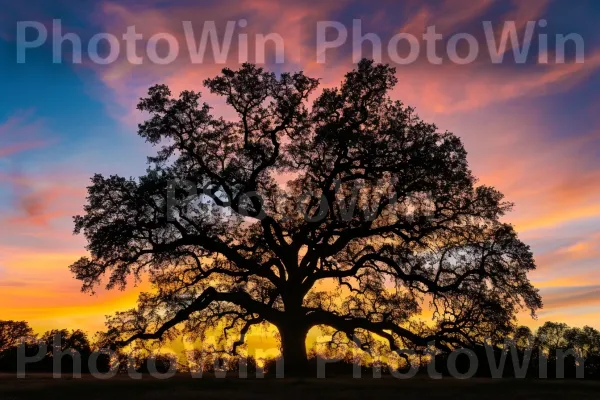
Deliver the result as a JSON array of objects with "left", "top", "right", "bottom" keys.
[
  {"left": 536, "top": 321, "right": 570, "bottom": 356},
  {"left": 70, "top": 60, "right": 542, "bottom": 375},
  {"left": 564, "top": 326, "right": 600, "bottom": 359},
  {"left": 0, "top": 321, "right": 35, "bottom": 372},
  {"left": 41, "top": 329, "right": 92, "bottom": 354},
  {"left": 40, "top": 329, "right": 93, "bottom": 373},
  {"left": 135, "top": 353, "right": 177, "bottom": 374},
  {"left": 0, "top": 320, "right": 33, "bottom": 352},
  {"left": 513, "top": 325, "right": 534, "bottom": 350}
]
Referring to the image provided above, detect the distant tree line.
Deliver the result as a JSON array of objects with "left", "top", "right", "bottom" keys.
[
  {"left": 0, "top": 320, "right": 252, "bottom": 375},
  {"left": 0, "top": 320, "right": 599, "bottom": 379},
  {"left": 430, "top": 322, "right": 600, "bottom": 379}
]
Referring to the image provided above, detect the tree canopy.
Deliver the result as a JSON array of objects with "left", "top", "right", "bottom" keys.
[
  {"left": 0, "top": 321, "right": 33, "bottom": 352},
  {"left": 70, "top": 59, "right": 542, "bottom": 374}
]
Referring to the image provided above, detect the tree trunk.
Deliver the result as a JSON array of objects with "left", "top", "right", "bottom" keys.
[{"left": 279, "top": 323, "right": 309, "bottom": 377}]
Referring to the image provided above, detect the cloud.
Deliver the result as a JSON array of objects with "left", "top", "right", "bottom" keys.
[
  {"left": 0, "top": 111, "right": 52, "bottom": 158},
  {"left": 399, "top": 0, "right": 497, "bottom": 34},
  {"left": 0, "top": 142, "right": 49, "bottom": 158},
  {"left": 541, "top": 285, "right": 600, "bottom": 310},
  {"left": 0, "top": 280, "right": 28, "bottom": 287},
  {"left": 83, "top": 0, "right": 600, "bottom": 126},
  {"left": 383, "top": 50, "right": 600, "bottom": 115},
  {"left": 534, "top": 232, "right": 600, "bottom": 272},
  {"left": 84, "top": 0, "right": 343, "bottom": 125},
  {"left": 1, "top": 170, "right": 86, "bottom": 229}
]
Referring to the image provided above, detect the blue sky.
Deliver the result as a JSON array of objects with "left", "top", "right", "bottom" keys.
[{"left": 1, "top": 0, "right": 600, "bottom": 333}]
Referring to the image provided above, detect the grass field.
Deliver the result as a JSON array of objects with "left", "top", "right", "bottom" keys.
[{"left": 1, "top": 375, "right": 599, "bottom": 399}]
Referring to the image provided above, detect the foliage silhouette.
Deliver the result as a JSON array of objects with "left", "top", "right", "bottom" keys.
[
  {"left": 69, "top": 59, "right": 542, "bottom": 376},
  {"left": 0, "top": 326, "right": 97, "bottom": 374},
  {"left": 0, "top": 321, "right": 33, "bottom": 352},
  {"left": 0, "top": 320, "right": 599, "bottom": 378}
]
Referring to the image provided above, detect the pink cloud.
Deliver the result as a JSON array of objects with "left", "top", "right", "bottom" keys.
[
  {"left": 541, "top": 285, "right": 600, "bottom": 310},
  {"left": 1, "top": 169, "right": 87, "bottom": 230},
  {"left": 384, "top": 50, "right": 600, "bottom": 114},
  {"left": 0, "top": 111, "right": 52, "bottom": 157},
  {"left": 87, "top": 0, "right": 588, "bottom": 123},
  {"left": 85, "top": 0, "right": 344, "bottom": 125},
  {"left": 399, "top": 0, "right": 497, "bottom": 34},
  {"left": 0, "top": 141, "right": 48, "bottom": 158}
]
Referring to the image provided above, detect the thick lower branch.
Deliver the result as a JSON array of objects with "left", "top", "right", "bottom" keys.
[{"left": 114, "top": 288, "right": 282, "bottom": 348}]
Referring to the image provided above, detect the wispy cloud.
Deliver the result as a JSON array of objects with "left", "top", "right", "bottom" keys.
[
  {"left": 0, "top": 111, "right": 53, "bottom": 158},
  {"left": 541, "top": 285, "right": 600, "bottom": 310}
]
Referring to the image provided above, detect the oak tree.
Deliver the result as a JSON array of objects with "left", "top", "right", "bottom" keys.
[{"left": 70, "top": 60, "right": 542, "bottom": 375}]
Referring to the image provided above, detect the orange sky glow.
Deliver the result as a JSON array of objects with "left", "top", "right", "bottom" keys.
[{"left": 1, "top": 0, "right": 599, "bottom": 346}]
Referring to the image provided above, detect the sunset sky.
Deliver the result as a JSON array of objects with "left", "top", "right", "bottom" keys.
[{"left": 1, "top": 0, "right": 600, "bottom": 337}]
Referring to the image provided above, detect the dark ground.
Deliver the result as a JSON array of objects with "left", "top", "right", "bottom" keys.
[{"left": 1, "top": 375, "right": 599, "bottom": 399}]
